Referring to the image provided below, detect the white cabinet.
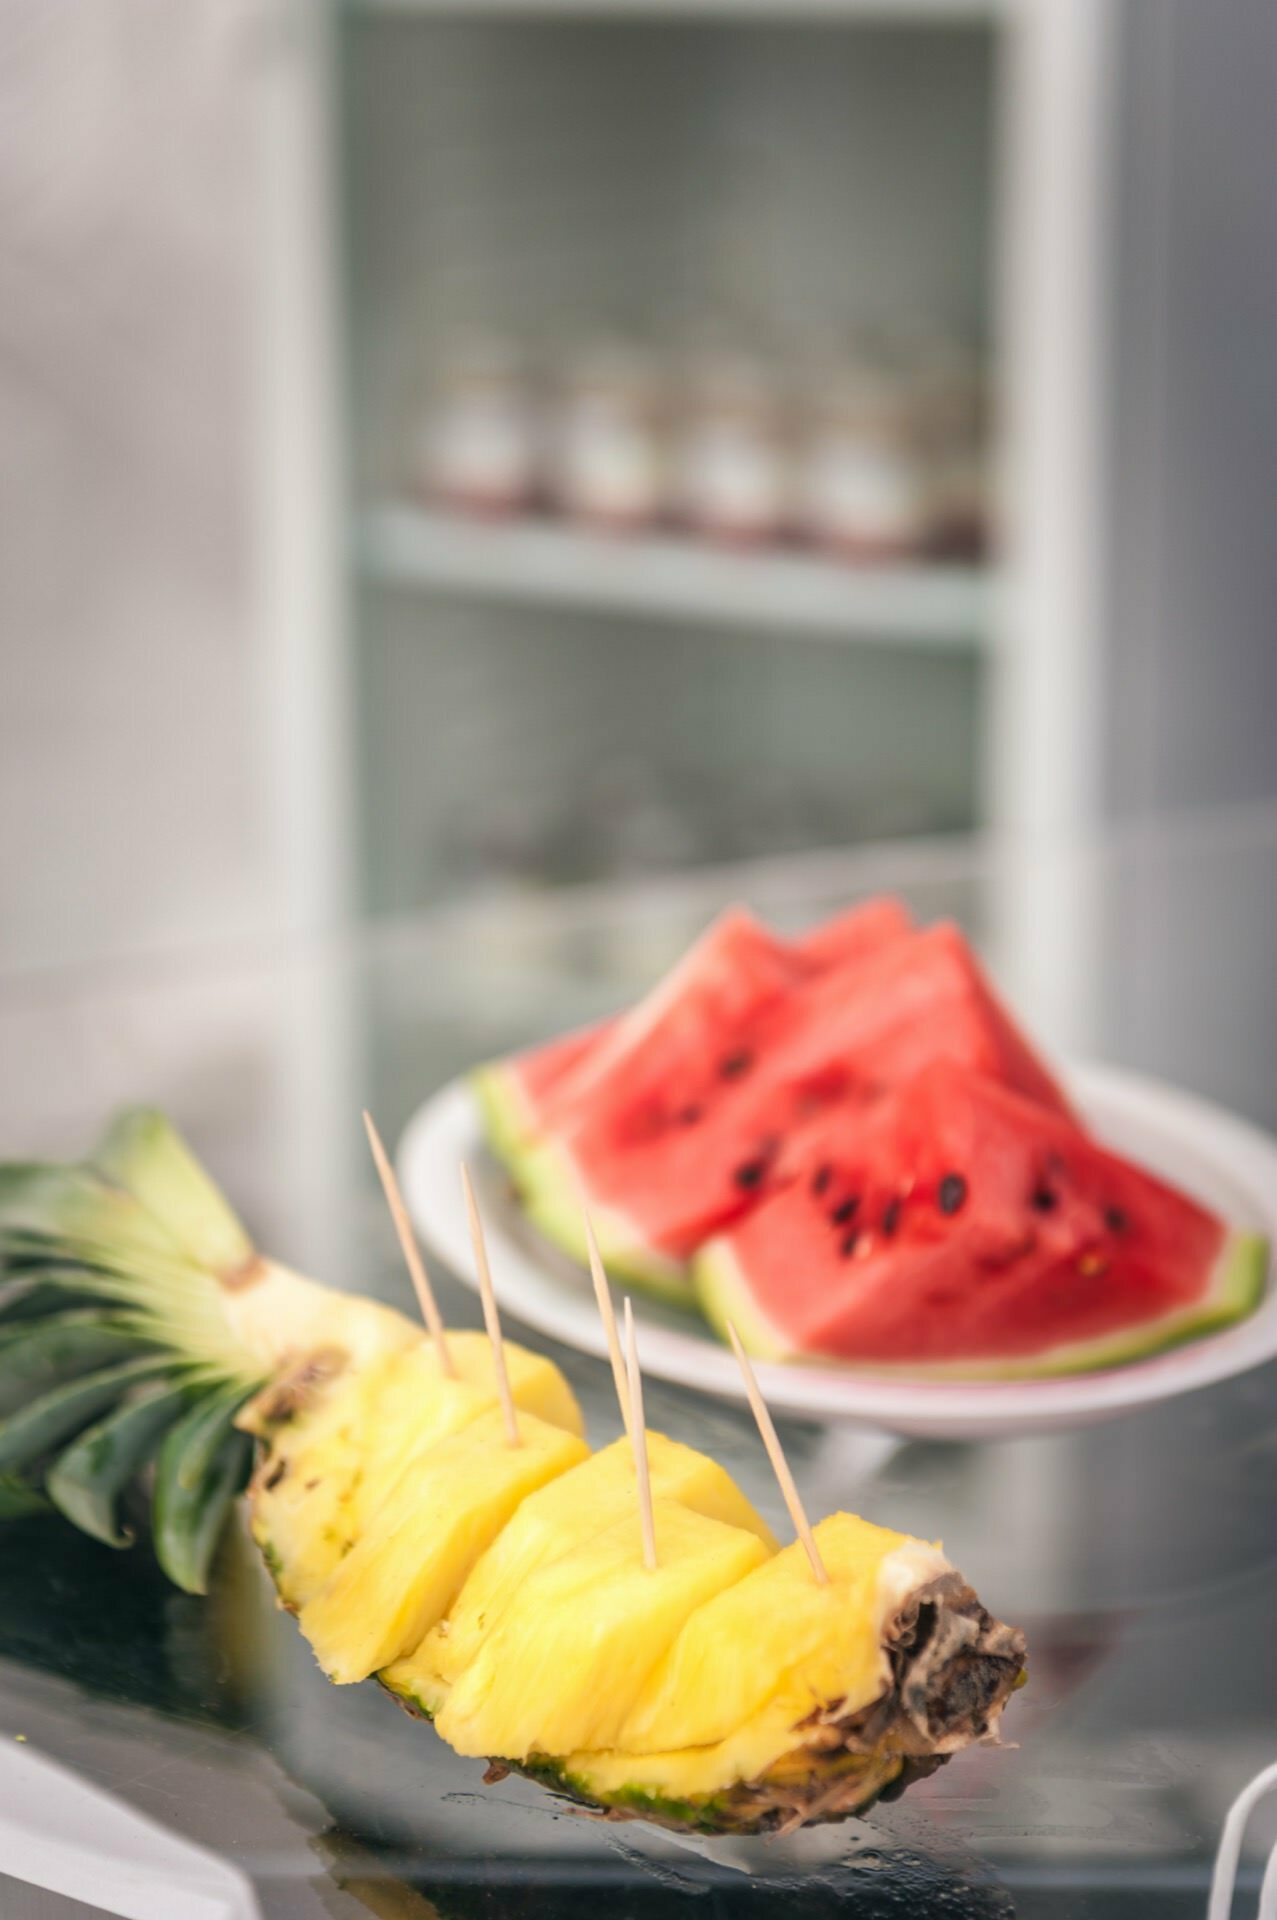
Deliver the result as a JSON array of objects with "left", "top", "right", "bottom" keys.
[{"left": 258, "top": 0, "right": 1111, "bottom": 1053}]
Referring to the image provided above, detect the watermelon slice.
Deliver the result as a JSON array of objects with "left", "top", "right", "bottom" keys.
[
  {"left": 791, "top": 896, "right": 915, "bottom": 971},
  {"left": 755, "top": 922, "right": 1073, "bottom": 1124},
  {"left": 696, "top": 1060, "right": 1267, "bottom": 1377},
  {"left": 473, "top": 899, "right": 915, "bottom": 1174},
  {"left": 509, "top": 918, "right": 1067, "bottom": 1299},
  {"left": 541, "top": 909, "right": 801, "bottom": 1128},
  {"left": 473, "top": 1022, "right": 609, "bottom": 1172},
  {"left": 472, "top": 909, "right": 793, "bottom": 1181},
  {"left": 499, "top": 910, "right": 803, "bottom": 1299}
]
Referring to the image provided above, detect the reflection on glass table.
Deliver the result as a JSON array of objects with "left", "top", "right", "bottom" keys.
[{"left": 0, "top": 813, "right": 1275, "bottom": 1918}]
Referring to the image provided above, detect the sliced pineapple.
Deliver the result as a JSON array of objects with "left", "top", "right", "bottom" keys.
[
  {"left": 249, "top": 1360, "right": 491, "bottom": 1609},
  {"left": 300, "top": 1406, "right": 589, "bottom": 1683},
  {"left": 247, "top": 1330, "right": 585, "bottom": 1609},
  {"left": 382, "top": 1330, "right": 583, "bottom": 1445},
  {"left": 388, "top": 1432, "right": 775, "bottom": 1706},
  {"left": 532, "top": 1523, "right": 1016, "bottom": 1834},
  {"left": 434, "top": 1499, "right": 770, "bottom": 1761},
  {"left": 0, "top": 1107, "right": 1025, "bottom": 1834},
  {"left": 616, "top": 1515, "right": 943, "bottom": 1754}
]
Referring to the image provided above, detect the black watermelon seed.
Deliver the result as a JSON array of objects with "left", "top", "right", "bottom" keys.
[
  {"left": 677, "top": 1104, "right": 703, "bottom": 1126},
  {"left": 1030, "top": 1187, "right": 1058, "bottom": 1214},
  {"left": 811, "top": 1164, "right": 833, "bottom": 1197},
  {"left": 733, "top": 1158, "right": 768, "bottom": 1190},
  {"left": 1105, "top": 1206, "right": 1128, "bottom": 1234},
  {"left": 839, "top": 1230, "right": 860, "bottom": 1258},
  {"left": 938, "top": 1173, "right": 967, "bottom": 1215},
  {"left": 882, "top": 1197, "right": 902, "bottom": 1237},
  {"left": 831, "top": 1196, "right": 859, "bottom": 1225},
  {"left": 719, "top": 1049, "right": 753, "bottom": 1079},
  {"left": 264, "top": 1458, "right": 287, "bottom": 1491}
]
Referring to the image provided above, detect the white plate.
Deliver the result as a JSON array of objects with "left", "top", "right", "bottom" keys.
[{"left": 398, "top": 1063, "right": 1277, "bottom": 1439}]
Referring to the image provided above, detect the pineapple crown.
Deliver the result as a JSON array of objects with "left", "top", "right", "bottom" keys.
[{"left": 0, "top": 1111, "right": 267, "bottom": 1591}]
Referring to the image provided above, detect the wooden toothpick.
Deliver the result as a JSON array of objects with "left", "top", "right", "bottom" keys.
[
  {"left": 460, "top": 1163, "right": 520, "bottom": 1447},
  {"left": 363, "top": 1110, "right": 455, "bottom": 1377},
  {"left": 623, "top": 1298, "right": 657, "bottom": 1571},
  {"left": 583, "top": 1208, "right": 631, "bottom": 1434},
  {"left": 726, "top": 1321, "right": 828, "bottom": 1586}
]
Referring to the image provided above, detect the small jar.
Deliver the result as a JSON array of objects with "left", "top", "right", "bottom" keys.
[
  {"left": 911, "top": 344, "right": 992, "bottom": 560},
  {"left": 416, "top": 339, "right": 539, "bottom": 518},
  {"left": 549, "top": 343, "right": 664, "bottom": 531},
  {"left": 795, "top": 358, "right": 925, "bottom": 562},
  {"left": 672, "top": 353, "right": 790, "bottom": 548}
]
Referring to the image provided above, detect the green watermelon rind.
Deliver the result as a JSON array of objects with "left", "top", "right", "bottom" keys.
[
  {"left": 470, "top": 1063, "right": 536, "bottom": 1173},
  {"left": 471, "top": 1066, "right": 695, "bottom": 1306},
  {"left": 695, "top": 1230, "right": 1269, "bottom": 1381},
  {"left": 505, "top": 1134, "right": 694, "bottom": 1308}
]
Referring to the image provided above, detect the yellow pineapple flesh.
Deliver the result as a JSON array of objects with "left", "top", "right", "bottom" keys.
[
  {"left": 247, "top": 1329, "right": 585, "bottom": 1609},
  {"left": 391, "top": 1431, "right": 776, "bottom": 1703},
  {"left": 299, "top": 1406, "right": 588, "bottom": 1682},
  {"left": 616, "top": 1515, "right": 945, "bottom": 1754},
  {"left": 247, "top": 1354, "right": 394, "bottom": 1609},
  {"left": 444, "top": 1329, "right": 584, "bottom": 1438},
  {"left": 434, "top": 1499, "right": 771, "bottom": 1760}
]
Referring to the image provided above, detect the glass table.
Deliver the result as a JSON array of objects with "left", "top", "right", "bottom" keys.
[{"left": 2, "top": 814, "right": 1276, "bottom": 1919}]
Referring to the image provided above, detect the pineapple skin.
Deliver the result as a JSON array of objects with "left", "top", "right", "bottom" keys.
[
  {"left": 514, "top": 1747, "right": 911, "bottom": 1837},
  {"left": 383, "top": 1685, "right": 924, "bottom": 1836}
]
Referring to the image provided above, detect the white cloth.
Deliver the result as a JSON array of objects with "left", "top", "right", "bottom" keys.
[{"left": 0, "top": 1740, "right": 260, "bottom": 1920}]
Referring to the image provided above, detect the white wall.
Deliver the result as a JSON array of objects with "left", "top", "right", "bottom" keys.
[{"left": 0, "top": 0, "right": 277, "bottom": 975}]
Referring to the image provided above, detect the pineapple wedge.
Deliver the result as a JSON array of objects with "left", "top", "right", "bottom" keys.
[
  {"left": 541, "top": 1525, "right": 1025, "bottom": 1834},
  {"left": 393, "top": 1432, "right": 776, "bottom": 1702},
  {"left": 616, "top": 1515, "right": 943, "bottom": 1753},
  {"left": 248, "top": 1358, "right": 490, "bottom": 1611},
  {"left": 247, "top": 1332, "right": 584, "bottom": 1610},
  {"left": 433, "top": 1499, "right": 770, "bottom": 1760},
  {"left": 299, "top": 1405, "right": 589, "bottom": 1682},
  {"left": 0, "top": 1110, "right": 1025, "bottom": 1834},
  {"left": 247, "top": 1362, "right": 383, "bottom": 1609}
]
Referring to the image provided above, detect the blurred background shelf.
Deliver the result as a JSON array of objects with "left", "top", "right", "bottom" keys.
[
  {"left": 350, "top": 0, "right": 995, "bottom": 18},
  {"left": 261, "top": 0, "right": 1119, "bottom": 1063},
  {"left": 356, "top": 506, "right": 993, "bottom": 648}
]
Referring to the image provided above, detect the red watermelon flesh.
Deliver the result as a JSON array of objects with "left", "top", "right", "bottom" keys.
[
  {"left": 516, "top": 921, "right": 1072, "bottom": 1279},
  {"left": 539, "top": 898, "right": 916, "bottom": 1129},
  {"left": 485, "top": 898, "right": 906, "bottom": 1121},
  {"left": 511, "top": 1023, "right": 606, "bottom": 1107},
  {"left": 791, "top": 897, "right": 916, "bottom": 971},
  {"left": 538, "top": 908, "right": 802, "bottom": 1135},
  {"left": 696, "top": 1060, "right": 1262, "bottom": 1373},
  {"left": 755, "top": 923, "right": 1073, "bottom": 1124},
  {"left": 473, "top": 899, "right": 913, "bottom": 1176}
]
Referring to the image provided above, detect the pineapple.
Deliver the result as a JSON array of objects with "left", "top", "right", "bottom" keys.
[
  {"left": 246, "top": 1332, "right": 582, "bottom": 1610},
  {"left": 0, "top": 1111, "right": 1025, "bottom": 1834},
  {"left": 399, "top": 1433, "right": 777, "bottom": 1699},
  {"left": 432, "top": 1499, "right": 771, "bottom": 1759},
  {"left": 299, "top": 1405, "right": 589, "bottom": 1683}
]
